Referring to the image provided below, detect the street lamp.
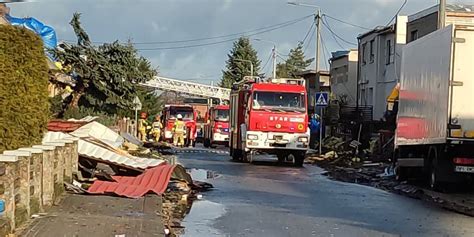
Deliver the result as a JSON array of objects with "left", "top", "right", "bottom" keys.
[
  {"left": 234, "top": 58, "right": 254, "bottom": 80},
  {"left": 254, "top": 38, "right": 277, "bottom": 79},
  {"left": 288, "top": 1, "right": 323, "bottom": 155}
]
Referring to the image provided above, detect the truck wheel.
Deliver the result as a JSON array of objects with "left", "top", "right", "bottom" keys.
[
  {"left": 429, "top": 157, "right": 445, "bottom": 191},
  {"left": 293, "top": 152, "right": 305, "bottom": 167},
  {"left": 242, "top": 151, "right": 253, "bottom": 163},
  {"left": 277, "top": 153, "right": 287, "bottom": 164},
  {"left": 203, "top": 139, "right": 210, "bottom": 148},
  {"left": 232, "top": 149, "right": 241, "bottom": 162}
]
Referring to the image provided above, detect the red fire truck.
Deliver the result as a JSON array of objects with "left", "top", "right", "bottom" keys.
[
  {"left": 229, "top": 78, "right": 309, "bottom": 166},
  {"left": 161, "top": 104, "right": 198, "bottom": 147},
  {"left": 203, "top": 105, "right": 230, "bottom": 148}
]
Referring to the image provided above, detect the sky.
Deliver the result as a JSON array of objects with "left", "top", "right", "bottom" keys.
[{"left": 8, "top": 0, "right": 446, "bottom": 84}]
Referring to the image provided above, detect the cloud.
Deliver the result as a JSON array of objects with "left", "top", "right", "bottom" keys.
[{"left": 8, "top": 0, "right": 437, "bottom": 80}]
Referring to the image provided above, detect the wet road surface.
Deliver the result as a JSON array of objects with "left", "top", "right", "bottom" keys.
[{"left": 178, "top": 146, "right": 474, "bottom": 237}]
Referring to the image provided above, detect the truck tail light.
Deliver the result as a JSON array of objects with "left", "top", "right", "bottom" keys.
[{"left": 453, "top": 158, "right": 474, "bottom": 165}]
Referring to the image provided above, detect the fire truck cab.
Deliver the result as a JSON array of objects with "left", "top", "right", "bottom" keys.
[
  {"left": 203, "top": 105, "right": 230, "bottom": 148},
  {"left": 161, "top": 104, "right": 198, "bottom": 147},
  {"left": 229, "top": 77, "right": 309, "bottom": 166}
]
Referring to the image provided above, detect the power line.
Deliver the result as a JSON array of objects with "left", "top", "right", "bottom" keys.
[
  {"left": 301, "top": 20, "right": 315, "bottom": 44},
  {"left": 386, "top": 0, "right": 407, "bottom": 26},
  {"left": 261, "top": 50, "right": 273, "bottom": 73},
  {"left": 62, "top": 14, "right": 314, "bottom": 46},
  {"left": 323, "top": 14, "right": 371, "bottom": 30},
  {"left": 136, "top": 16, "right": 314, "bottom": 51},
  {"left": 323, "top": 22, "right": 345, "bottom": 49},
  {"left": 303, "top": 22, "right": 316, "bottom": 54},
  {"left": 319, "top": 33, "right": 330, "bottom": 70},
  {"left": 321, "top": 17, "right": 357, "bottom": 47}
]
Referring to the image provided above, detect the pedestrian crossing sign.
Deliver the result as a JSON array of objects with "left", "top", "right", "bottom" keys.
[{"left": 315, "top": 92, "right": 329, "bottom": 107}]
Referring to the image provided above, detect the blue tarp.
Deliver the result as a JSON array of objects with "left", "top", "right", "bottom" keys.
[{"left": 6, "top": 14, "right": 57, "bottom": 49}]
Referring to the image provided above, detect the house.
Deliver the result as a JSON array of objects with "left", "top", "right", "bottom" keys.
[
  {"left": 329, "top": 50, "right": 358, "bottom": 106},
  {"left": 357, "top": 16, "right": 408, "bottom": 121},
  {"left": 0, "top": 4, "right": 9, "bottom": 25},
  {"left": 407, "top": 4, "right": 474, "bottom": 43},
  {"left": 297, "top": 70, "right": 330, "bottom": 115}
]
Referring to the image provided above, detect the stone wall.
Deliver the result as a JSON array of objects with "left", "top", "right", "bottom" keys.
[{"left": 0, "top": 138, "right": 78, "bottom": 235}]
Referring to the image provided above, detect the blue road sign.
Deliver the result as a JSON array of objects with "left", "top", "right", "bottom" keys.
[{"left": 315, "top": 92, "right": 329, "bottom": 107}]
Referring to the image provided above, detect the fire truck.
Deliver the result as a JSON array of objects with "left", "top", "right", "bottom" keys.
[
  {"left": 229, "top": 77, "right": 309, "bottom": 166},
  {"left": 161, "top": 104, "right": 198, "bottom": 147},
  {"left": 203, "top": 105, "right": 230, "bottom": 148}
]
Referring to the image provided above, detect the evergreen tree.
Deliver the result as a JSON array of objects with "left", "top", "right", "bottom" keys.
[
  {"left": 52, "top": 13, "right": 157, "bottom": 116},
  {"left": 276, "top": 42, "right": 314, "bottom": 78},
  {"left": 220, "top": 37, "right": 261, "bottom": 88}
]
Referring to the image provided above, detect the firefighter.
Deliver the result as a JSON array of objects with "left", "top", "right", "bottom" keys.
[
  {"left": 173, "top": 114, "right": 185, "bottom": 147},
  {"left": 150, "top": 115, "right": 162, "bottom": 142},
  {"left": 138, "top": 112, "right": 149, "bottom": 142}
]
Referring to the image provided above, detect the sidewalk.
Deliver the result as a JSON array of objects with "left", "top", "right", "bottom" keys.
[{"left": 20, "top": 194, "right": 165, "bottom": 237}]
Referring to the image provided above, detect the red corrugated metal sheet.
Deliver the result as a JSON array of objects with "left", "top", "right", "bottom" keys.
[
  {"left": 47, "top": 120, "right": 88, "bottom": 132},
  {"left": 87, "top": 164, "right": 177, "bottom": 198}
]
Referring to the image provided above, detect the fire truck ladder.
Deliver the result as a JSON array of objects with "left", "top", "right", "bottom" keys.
[{"left": 141, "top": 76, "right": 231, "bottom": 102}]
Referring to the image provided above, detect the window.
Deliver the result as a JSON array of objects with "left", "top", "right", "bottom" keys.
[
  {"left": 252, "top": 92, "right": 306, "bottom": 111},
  {"left": 362, "top": 43, "right": 367, "bottom": 65},
  {"left": 386, "top": 40, "right": 394, "bottom": 65},
  {"left": 411, "top": 30, "right": 419, "bottom": 41},
  {"left": 215, "top": 109, "right": 229, "bottom": 122},
  {"left": 369, "top": 40, "right": 375, "bottom": 63}
]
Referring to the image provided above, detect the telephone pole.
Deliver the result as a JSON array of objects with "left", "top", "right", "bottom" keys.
[
  {"left": 439, "top": 0, "right": 446, "bottom": 28},
  {"left": 315, "top": 9, "right": 321, "bottom": 73}
]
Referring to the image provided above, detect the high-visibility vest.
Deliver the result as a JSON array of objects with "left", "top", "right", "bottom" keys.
[
  {"left": 173, "top": 120, "right": 185, "bottom": 133},
  {"left": 138, "top": 119, "right": 148, "bottom": 130},
  {"left": 152, "top": 121, "right": 162, "bottom": 129}
]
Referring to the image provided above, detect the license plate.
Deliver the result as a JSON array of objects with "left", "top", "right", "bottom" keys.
[{"left": 455, "top": 166, "right": 474, "bottom": 173}]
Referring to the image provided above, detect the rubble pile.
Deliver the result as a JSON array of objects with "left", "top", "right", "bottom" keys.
[{"left": 306, "top": 136, "right": 365, "bottom": 168}]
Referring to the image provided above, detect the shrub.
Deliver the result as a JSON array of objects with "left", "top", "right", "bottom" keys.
[{"left": 0, "top": 25, "right": 50, "bottom": 152}]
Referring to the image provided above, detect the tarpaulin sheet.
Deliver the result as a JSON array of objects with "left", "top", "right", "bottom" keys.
[{"left": 7, "top": 14, "right": 57, "bottom": 49}]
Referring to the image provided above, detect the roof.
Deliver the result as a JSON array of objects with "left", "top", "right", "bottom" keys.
[
  {"left": 252, "top": 83, "right": 305, "bottom": 93},
  {"left": 358, "top": 25, "right": 394, "bottom": 40},
  {"left": 87, "top": 164, "right": 191, "bottom": 198},
  {"left": 214, "top": 105, "right": 229, "bottom": 110},
  {"left": 43, "top": 131, "right": 163, "bottom": 170},
  {"left": 47, "top": 120, "right": 88, "bottom": 132},
  {"left": 409, "top": 4, "right": 474, "bottom": 22},
  {"left": 70, "top": 121, "right": 124, "bottom": 148}
]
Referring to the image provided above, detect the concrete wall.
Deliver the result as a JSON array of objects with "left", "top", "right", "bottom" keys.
[
  {"left": 0, "top": 138, "right": 78, "bottom": 235},
  {"left": 330, "top": 50, "right": 358, "bottom": 106}
]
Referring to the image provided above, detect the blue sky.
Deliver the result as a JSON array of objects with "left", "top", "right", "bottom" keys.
[{"left": 10, "top": 0, "right": 443, "bottom": 84}]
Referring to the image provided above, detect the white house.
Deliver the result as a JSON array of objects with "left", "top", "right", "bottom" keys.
[{"left": 357, "top": 16, "right": 407, "bottom": 121}]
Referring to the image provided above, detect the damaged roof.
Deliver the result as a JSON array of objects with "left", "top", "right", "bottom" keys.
[{"left": 87, "top": 164, "right": 191, "bottom": 198}]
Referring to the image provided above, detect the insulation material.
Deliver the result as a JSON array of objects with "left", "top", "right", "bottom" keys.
[{"left": 70, "top": 121, "right": 124, "bottom": 148}]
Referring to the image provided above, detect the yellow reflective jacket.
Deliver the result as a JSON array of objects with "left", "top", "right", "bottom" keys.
[
  {"left": 173, "top": 120, "right": 185, "bottom": 133},
  {"left": 138, "top": 119, "right": 149, "bottom": 130}
]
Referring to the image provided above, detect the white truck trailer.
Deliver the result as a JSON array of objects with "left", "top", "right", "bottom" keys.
[{"left": 395, "top": 24, "right": 474, "bottom": 190}]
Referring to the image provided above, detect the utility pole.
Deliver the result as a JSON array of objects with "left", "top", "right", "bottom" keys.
[
  {"left": 439, "top": 0, "right": 446, "bottom": 28},
  {"left": 315, "top": 9, "right": 323, "bottom": 156},
  {"left": 272, "top": 46, "right": 277, "bottom": 79}
]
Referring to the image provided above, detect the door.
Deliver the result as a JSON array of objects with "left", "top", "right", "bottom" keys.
[{"left": 450, "top": 28, "right": 474, "bottom": 137}]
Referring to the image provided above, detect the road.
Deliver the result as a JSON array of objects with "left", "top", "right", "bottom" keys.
[{"left": 177, "top": 146, "right": 474, "bottom": 237}]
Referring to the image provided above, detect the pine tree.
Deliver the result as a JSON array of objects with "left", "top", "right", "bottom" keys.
[
  {"left": 276, "top": 42, "right": 314, "bottom": 78},
  {"left": 220, "top": 37, "right": 261, "bottom": 88},
  {"left": 52, "top": 13, "right": 157, "bottom": 116}
]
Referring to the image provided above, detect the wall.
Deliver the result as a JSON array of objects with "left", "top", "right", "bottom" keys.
[
  {"left": 330, "top": 50, "right": 358, "bottom": 106},
  {"left": 0, "top": 138, "right": 78, "bottom": 235}
]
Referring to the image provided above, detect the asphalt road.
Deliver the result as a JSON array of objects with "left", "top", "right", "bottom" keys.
[{"left": 177, "top": 146, "right": 474, "bottom": 237}]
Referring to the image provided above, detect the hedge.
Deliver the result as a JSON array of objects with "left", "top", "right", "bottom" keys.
[{"left": 0, "top": 25, "right": 50, "bottom": 152}]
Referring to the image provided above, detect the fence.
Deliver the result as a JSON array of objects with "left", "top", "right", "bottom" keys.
[{"left": 0, "top": 137, "right": 79, "bottom": 235}]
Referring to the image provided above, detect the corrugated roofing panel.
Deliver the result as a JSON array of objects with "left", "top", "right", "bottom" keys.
[
  {"left": 70, "top": 121, "right": 124, "bottom": 148},
  {"left": 47, "top": 120, "right": 87, "bottom": 132},
  {"left": 87, "top": 164, "right": 177, "bottom": 198}
]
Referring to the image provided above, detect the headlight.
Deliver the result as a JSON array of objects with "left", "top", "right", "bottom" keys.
[
  {"left": 298, "top": 137, "right": 308, "bottom": 142},
  {"left": 215, "top": 128, "right": 222, "bottom": 133},
  {"left": 451, "top": 117, "right": 459, "bottom": 125},
  {"left": 247, "top": 134, "right": 258, "bottom": 140}
]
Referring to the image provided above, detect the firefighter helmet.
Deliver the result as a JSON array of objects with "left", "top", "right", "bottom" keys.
[{"left": 140, "top": 112, "right": 147, "bottom": 119}]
